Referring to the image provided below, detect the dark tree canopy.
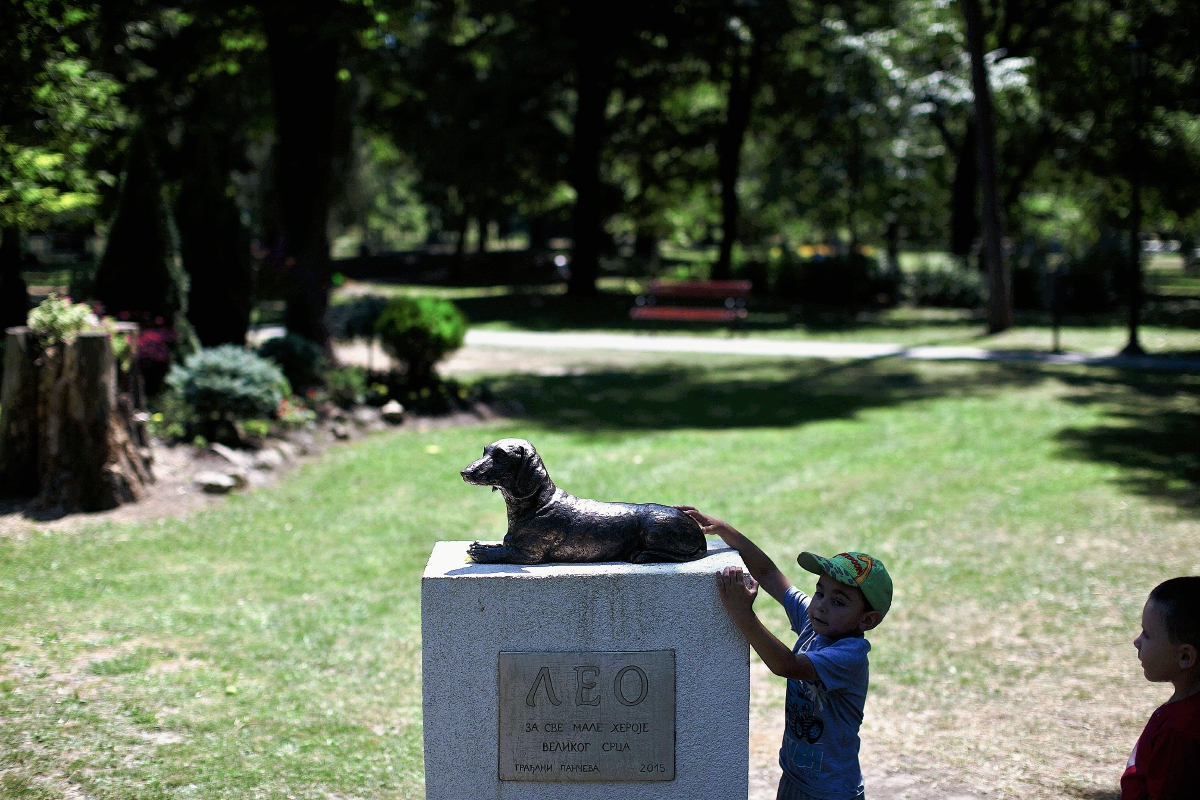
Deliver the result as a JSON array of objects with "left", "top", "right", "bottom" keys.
[{"left": 3, "top": 0, "right": 1198, "bottom": 347}]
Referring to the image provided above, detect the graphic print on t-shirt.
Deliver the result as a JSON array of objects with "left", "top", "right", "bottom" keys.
[
  {"left": 787, "top": 683, "right": 824, "bottom": 744},
  {"left": 783, "top": 679, "right": 825, "bottom": 771}
]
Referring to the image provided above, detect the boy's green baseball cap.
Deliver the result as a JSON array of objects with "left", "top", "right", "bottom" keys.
[{"left": 797, "top": 551, "right": 893, "bottom": 617}]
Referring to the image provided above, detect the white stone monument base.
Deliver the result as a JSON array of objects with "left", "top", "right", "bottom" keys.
[{"left": 422, "top": 540, "right": 750, "bottom": 800}]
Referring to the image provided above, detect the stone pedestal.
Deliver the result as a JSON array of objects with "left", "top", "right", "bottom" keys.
[{"left": 422, "top": 540, "right": 750, "bottom": 800}]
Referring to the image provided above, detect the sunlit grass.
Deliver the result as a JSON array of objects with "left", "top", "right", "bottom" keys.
[{"left": 1, "top": 357, "right": 1197, "bottom": 797}]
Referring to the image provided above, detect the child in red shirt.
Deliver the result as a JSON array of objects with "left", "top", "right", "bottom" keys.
[{"left": 1121, "top": 576, "right": 1200, "bottom": 800}]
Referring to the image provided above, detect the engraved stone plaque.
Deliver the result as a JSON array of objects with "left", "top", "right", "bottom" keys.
[{"left": 498, "top": 650, "right": 675, "bottom": 781}]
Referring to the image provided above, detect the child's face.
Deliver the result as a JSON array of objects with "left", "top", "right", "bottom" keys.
[
  {"left": 1134, "top": 600, "right": 1187, "bottom": 683},
  {"left": 808, "top": 575, "right": 880, "bottom": 638}
]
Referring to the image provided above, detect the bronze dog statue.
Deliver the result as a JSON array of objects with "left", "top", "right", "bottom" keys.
[{"left": 461, "top": 438, "right": 707, "bottom": 564}]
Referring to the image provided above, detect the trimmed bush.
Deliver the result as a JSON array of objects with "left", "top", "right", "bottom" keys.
[
  {"left": 166, "top": 345, "right": 290, "bottom": 424},
  {"left": 731, "top": 261, "right": 769, "bottom": 295},
  {"left": 375, "top": 296, "right": 468, "bottom": 384},
  {"left": 257, "top": 334, "right": 326, "bottom": 390},
  {"left": 325, "top": 366, "right": 367, "bottom": 408},
  {"left": 906, "top": 264, "right": 985, "bottom": 308},
  {"left": 774, "top": 252, "right": 899, "bottom": 307}
]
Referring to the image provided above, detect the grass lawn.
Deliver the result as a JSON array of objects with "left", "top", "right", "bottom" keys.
[{"left": 2, "top": 356, "right": 1199, "bottom": 798}]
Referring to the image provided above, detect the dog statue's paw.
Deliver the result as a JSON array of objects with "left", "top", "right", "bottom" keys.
[{"left": 468, "top": 541, "right": 507, "bottom": 563}]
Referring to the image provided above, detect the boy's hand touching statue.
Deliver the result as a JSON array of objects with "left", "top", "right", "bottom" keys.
[
  {"left": 717, "top": 565, "right": 759, "bottom": 618},
  {"left": 675, "top": 505, "right": 732, "bottom": 538}
]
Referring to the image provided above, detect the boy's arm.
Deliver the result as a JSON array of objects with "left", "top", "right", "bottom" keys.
[
  {"left": 676, "top": 506, "right": 794, "bottom": 603},
  {"left": 716, "top": 566, "right": 818, "bottom": 682}
]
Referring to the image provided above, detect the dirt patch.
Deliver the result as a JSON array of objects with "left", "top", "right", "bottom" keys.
[{"left": 750, "top": 658, "right": 983, "bottom": 800}]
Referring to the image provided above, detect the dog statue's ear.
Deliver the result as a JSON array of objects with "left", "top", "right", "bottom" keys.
[{"left": 512, "top": 444, "right": 547, "bottom": 499}]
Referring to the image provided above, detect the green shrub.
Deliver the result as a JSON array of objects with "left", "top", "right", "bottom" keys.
[
  {"left": 324, "top": 366, "right": 367, "bottom": 408},
  {"left": 257, "top": 334, "right": 326, "bottom": 390},
  {"left": 905, "top": 263, "right": 985, "bottom": 308},
  {"left": 375, "top": 296, "right": 468, "bottom": 384},
  {"left": 166, "top": 345, "right": 290, "bottom": 424},
  {"left": 148, "top": 390, "right": 194, "bottom": 442},
  {"left": 240, "top": 419, "right": 271, "bottom": 439},
  {"left": 774, "top": 252, "right": 899, "bottom": 307}
]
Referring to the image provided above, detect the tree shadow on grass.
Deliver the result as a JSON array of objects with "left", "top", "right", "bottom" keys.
[
  {"left": 489, "top": 355, "right": 1200, "bottom": 516},
  {"left": 488, "top": 357, "right": 1047, "bottom": 432},
  {"left": 1056, "top": 370, "right": 1200, "bottom": 512}
]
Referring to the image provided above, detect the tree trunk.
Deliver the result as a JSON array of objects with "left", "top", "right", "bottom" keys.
[
  {"left": 0, "top": 327, "right": 151, "bottom": 510},
  {"left": 1122, "top": 53, "right": 1146, "bottom": 356},
  {"left": 452, "top": 214, "right": 470, "bottom": 281},
  {"left": 846, "top": 120, "right": 864, "bottom": 252},
  {"left": 1123, "top": 172, "right": 1144, "bottom": 352},
  {"left": 0, "top": 227, "right": 29, "bottom": 332},
  {"left": 0, "top": 326, "right": 39, "bottom": 496},
  {"left": 962, "top": 0, "right": 1012, "bottom": 333},
  {"left": 885, "top": 214, "right": 901, "bottom": 276},
  {"left": 567, "top": 7, "right": 612, "bottom": 297},
  {"left": 264, "top": 7, "right": 343, "bottom": 344},
  {"left": 949, "top": 120, "right": 980, "bottom": 260},
  {"left": 714, "top": 39, "right": 762, "bottom": 281},
  {"left": 528, "top": 217, "right": 549, "bottom": 251},
  {"left": 634, "top": 230, "right": 658, "bottom": 260},
  {"left": 176, "top": 88, "right": 254, "bottom": 347}
]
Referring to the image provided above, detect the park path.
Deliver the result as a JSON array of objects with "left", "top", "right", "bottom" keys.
[
  {"left": 463, "top": 329, "right": 1200, "bottom": 371},
  {"left": 252, "top": 324, "right": 1199, "bottom": 373}
]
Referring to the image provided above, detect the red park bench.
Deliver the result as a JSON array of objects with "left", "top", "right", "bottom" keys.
[{"left": 629, "top": 279, "right": 752, "bottom": 322}]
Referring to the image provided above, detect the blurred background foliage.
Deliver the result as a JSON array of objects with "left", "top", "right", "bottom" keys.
[{"left": 1, "top": 0, "right": 1198, "bottom": 343}]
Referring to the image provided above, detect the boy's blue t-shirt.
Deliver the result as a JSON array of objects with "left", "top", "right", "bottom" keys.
[{"left": 779, "top": 586, "right": 870, "bottom": 800}]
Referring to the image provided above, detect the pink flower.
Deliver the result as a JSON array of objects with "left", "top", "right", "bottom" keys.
[{"left": 136, "top": 327, "right": 178, "bottom": 363}]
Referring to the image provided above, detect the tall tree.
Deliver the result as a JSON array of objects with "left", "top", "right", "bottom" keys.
[
  {"left": 962, "top": 0, "right": 1012, "bottom": 332},
  {"left": 174, "top": 82, "right": 256, "bottom": 346},
  {"left": 261, "top": 2, "right": 348, "bottom": 343},
  {"left": 566, "top": 3, "right": 618, "bottom": 296},
  {"left": 94, "top": 129, "right": 189, "bottom": 326},
  {"left": 1016, "top": 0, "right": 1200, "bottom": 323},
  {"left": 90, "top": 1, "right": 266, "bottom": 347},
  {"left": 169, "top": 4, "right": 268, "bottom": 347},
  {"left": 0, "top": 1, "right": 122, "bottom": 330},
  {"left": 701, "top": 0, "right": 799, "bottom": 280},
  {"left": 712, "top": 16, "right": 763, "bottom": 280},
  {"left": 564, "top": 0, "right": 682, "bottom": 294},
  {"left": 373, "top": 0, "right": 569, "bottom": 263}
]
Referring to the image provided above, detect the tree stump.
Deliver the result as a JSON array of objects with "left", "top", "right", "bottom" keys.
[
  {"left": 0, "top": 326, "right": 153, "bottom": 512},
  {"left": 0, "top": 327, "right": 39, "bottom": 496}
]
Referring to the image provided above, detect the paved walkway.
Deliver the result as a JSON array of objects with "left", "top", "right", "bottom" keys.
[{"left": 464, "top": 329, "right": 1200, "bottom": 372}]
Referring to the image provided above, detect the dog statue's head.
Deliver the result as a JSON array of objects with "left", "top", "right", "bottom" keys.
[{"left": 461, "top": 438, "right": 551, "bottom": 500}]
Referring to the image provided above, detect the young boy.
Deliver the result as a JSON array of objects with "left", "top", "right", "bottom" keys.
[
  {"left": 677, "top": 506, "right": 891, "bottom": 800},
  {"left": 1122, "top": 576, "right": 1200, "bottom": 800}
]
